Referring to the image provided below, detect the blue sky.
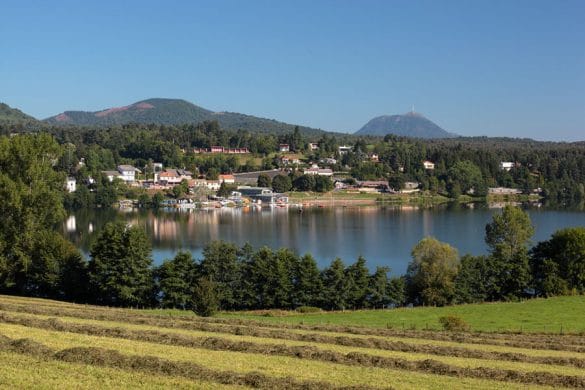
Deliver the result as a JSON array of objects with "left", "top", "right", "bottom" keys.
[{"left": 1, "top": 0, "right": 584, "bottom": 140}]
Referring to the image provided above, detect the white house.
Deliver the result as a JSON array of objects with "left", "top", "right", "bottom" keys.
[
  {"left": 279, "top": 144, "right": 290, "bottom": 152},
  {"left": 423, "top": 160, "right": 435, "bottom": 170},
  {"left": 219, "top": 174, "right": 235, "bottom": 184},
  {"left": 320, "top": 157, "right": 337, "bottom": 165},
  {"left": 65, "top": 177, "right": 76, "bottom": 193},
  {"left": 338, "top": 145, "right": 352, "bottom": 155},
  {"left": 117, "top": 165, "right": 141, "bottom": 182},
  {"left": 500, "top": 162, "right": 515, "bottom": 171},
  {"left": 280, "top": 155, "right": 300, "bottom": 166},
  {"left": 304, "top": 164, "right": 333, "bottom": 176},
  {"left": 309, "top": 143, "right": 319, "bottom": 151},
  {"left": 102, "top": 165, "right": 141, "bottom": 183},
  {"left": 156, "top": 169, "right": 192, "bottom": 185},
  {"left": 188, "top": 179, "right": 221, "bottom": 191},
  {"left": 488, "top": 187, "right": 522, "bottom": 195}
]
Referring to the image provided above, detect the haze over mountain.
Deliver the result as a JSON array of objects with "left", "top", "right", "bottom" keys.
[
  {"left": 44, "top": 98, "right": 326, "bottom": 135},
  {"left": 356, "top": 112, "right": 457, "bottom": 139}
]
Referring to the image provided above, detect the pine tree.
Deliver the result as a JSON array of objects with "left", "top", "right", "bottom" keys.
[
  {"left": 294, "top": 254, "right": 323, "bottom": 307},
  {"left": 192, "top": 277, "right": 218, "bottom": 317},
  {"left": 321, "top": 258, "right": 348, "bottom": 310},
  {"left": 157, "top": 251, "right": 198, "bottom": 309},
  {"left": 346, "top": 256, "right": 370, "bottom": 309},
  {"left": 368, "top": 266, "right": 390, "bottom": 309},
  {"left": 200, "top": 241, "right": 240, "bottom": 310},
  {"left": 89, "top": 222, "right": 154, "bottom": 307}
]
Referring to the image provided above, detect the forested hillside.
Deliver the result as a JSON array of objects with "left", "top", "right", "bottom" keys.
[{"left": 43, "top": 98, "right": 327, "bottom": 136}]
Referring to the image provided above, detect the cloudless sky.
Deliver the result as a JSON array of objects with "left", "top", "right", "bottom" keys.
[{"left": 1, "top": 0, "right": 584, "bottom": 140}]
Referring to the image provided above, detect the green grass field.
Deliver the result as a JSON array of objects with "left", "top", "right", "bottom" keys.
[
  {"left": 221, "top": 296, "right": 585, "bottom": 333},
  {"left": 1, "top": 294, "right": 584, "bottom": 389}
]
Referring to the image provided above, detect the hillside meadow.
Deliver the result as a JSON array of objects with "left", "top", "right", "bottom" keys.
[
  {"left": 220, "top": 296, "right": 585, "bottom": 334},
  {"left": 1, "top": 294, "right": 585, "bottom": 389}
]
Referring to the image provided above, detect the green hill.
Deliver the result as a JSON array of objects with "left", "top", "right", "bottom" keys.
[
  {"left": 356, "top": 111, "right": 457, "bottom": 139},
  {"left": 0, "top": 103, "right": 39, "bottom": 125},
  {"left": 44, "top": 98, "right": 326, "bottom": 135}
]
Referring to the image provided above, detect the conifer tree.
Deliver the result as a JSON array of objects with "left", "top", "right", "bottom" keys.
[{"left": 89, "top": 222, "right": 153, "bottom": 307}]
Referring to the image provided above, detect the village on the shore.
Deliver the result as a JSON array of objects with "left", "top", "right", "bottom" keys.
[{"left": 63, "top": 142, "right": 539, "bottom": 210}]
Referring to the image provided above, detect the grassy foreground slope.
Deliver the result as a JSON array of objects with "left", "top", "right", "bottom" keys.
[
  {"left": 1, "top": 295, "right": 585, "bottom": 389},
  {"left": 221, "top": 296, "right": 585, "bottom": 333}
]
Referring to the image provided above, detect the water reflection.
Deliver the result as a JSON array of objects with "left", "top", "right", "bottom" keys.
[{"left": 63, "top": 203, "right": 585, "bottom": 275}]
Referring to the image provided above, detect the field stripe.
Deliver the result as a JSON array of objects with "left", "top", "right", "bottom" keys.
[
  {"left": 2, "top": 296, "right": 583, "bottom": 350},
  {"left": 0, "top": 334, "right": 378, "bottom": 390},
  {"left": 1, "top": 324, "right": 537, "bottom": 390},
  {"left": 0, "top": 312, "right": 583, "bottom": 388},
  {"left": 0, "top": 350, "right": 239, "bottom": 389},
  {"left": 3, "top": 299, "right": 585, "bottom": 361},
  {"left": 6, "top": 307, "right": 585, "bottom": 373}
]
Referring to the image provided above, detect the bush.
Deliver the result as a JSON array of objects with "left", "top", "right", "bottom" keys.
[
  {"left": 295, "top": 306, "right": 321, "bottom": 313},
  {"left": 438, "top": 315, "right": 470, "bottom": 332}
]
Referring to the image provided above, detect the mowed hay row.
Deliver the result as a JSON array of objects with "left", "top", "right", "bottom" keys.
[
  {"left": 3, "top": 309, "right": 585, "bottom": 375},
  {"left": 3, "top": 295, "right": 584, "bottom": 351},
  {"left": 0, "top": 350, "right": 240, "bottom": 390},
  {"left": 0, "top": 335, "right": 360, "bottom": 390},
  {"left": 0, "top": 325, "right": 557, "bottom": 390},
  {"left": 3, "top": 294, "right": 584, "bottom": 347},
  {"left": 68, "top": 310, "right": 585, "bottom": 361},
  {"left": 1, "top": 315, "right": 585, "bottom": 388},
  {"left": 2, "top": 299, "right": 585, "bottom": 356}
]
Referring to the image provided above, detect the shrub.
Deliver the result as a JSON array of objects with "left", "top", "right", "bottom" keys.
[
  {"left": 438, "top": 315, "right": 470, "bottom": 332},
  {"left": 295, "top": 306, "right": 321, "bottom": 313}
]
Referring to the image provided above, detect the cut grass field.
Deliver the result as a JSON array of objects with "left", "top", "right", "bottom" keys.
[
  {"left": 1, "top": 295, "right": 584, "bottom": 389},
  {"left": 221, "top": 296, "right": 585, "bottom": 334}
]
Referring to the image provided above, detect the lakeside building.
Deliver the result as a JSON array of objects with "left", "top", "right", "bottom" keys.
[
  {"left": 488, "top": 187, "right": 523, "bottom": 195},
  {"left": 189, "top": 179, "right": 221, "bottom": 191},
  {"left": 304, "top": 165, "right": 333, "bottom": 176},
  {"left": 237, "top": 186, "right": 288, "bottom": 205},
  {"left": 218, "top": 174, "right": 235, "bottom": 184},
  {"left": 279, "top": 144, "right": 290, "bottom": 152},
  {"left": 155, "top": 169, "right": 193, "bottom": 185},
  {"left": 357, "top": 181, "right": 389, "bottom": 193},
  {"left": 193, "top": 147, "right": 250, "bottom": 154},
  {"left": 102, "top": 165, "right": 141, "bottom": 183}
]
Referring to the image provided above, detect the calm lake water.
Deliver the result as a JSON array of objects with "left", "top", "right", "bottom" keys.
[{"left": 63, "top": 204, "right": 585, "bottom": 275}]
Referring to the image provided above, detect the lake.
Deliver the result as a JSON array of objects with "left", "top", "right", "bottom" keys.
[{"left": 63, "top": 204, "right": 585, "bottom": 275}]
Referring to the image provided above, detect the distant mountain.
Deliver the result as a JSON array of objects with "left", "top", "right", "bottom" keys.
[
  {"left": 44, "top": 98, "right": 326, "bottom": 135},
  {"left": 355, "top": 112, "right": 457, "bottom": 139},
  {"left": 0, "top": 103, "right": 39, "bottom": 125}
]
